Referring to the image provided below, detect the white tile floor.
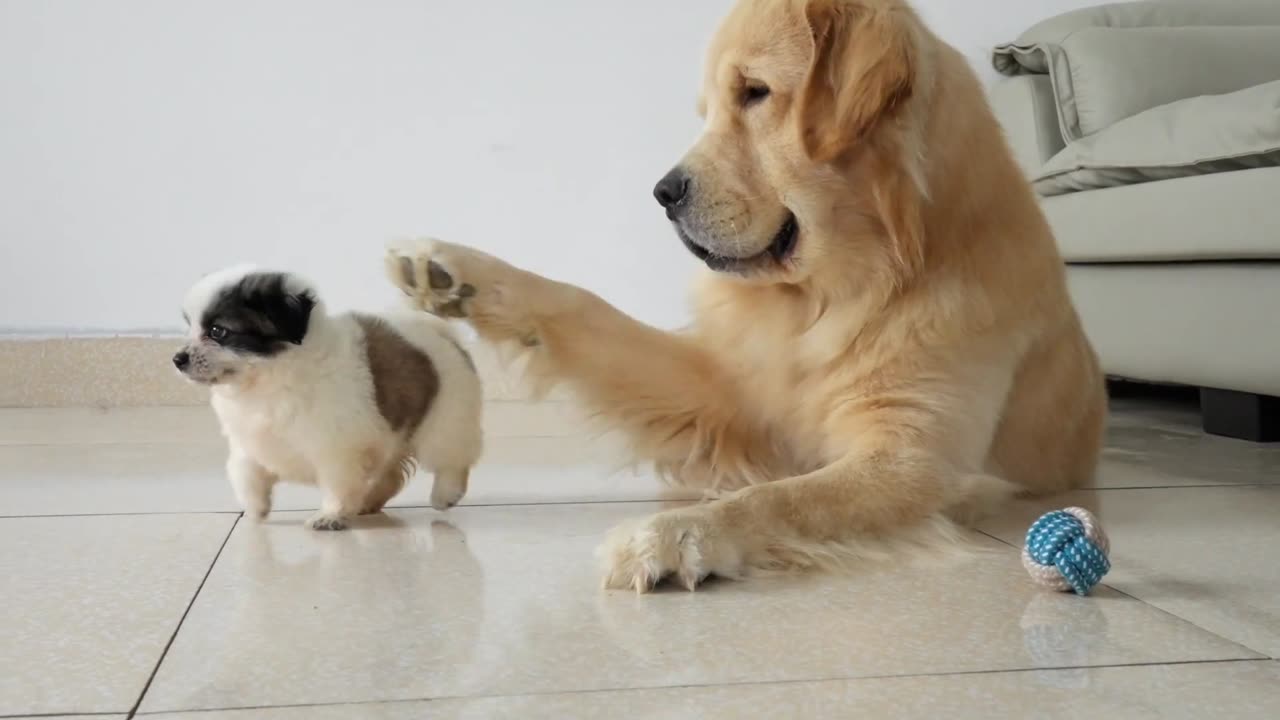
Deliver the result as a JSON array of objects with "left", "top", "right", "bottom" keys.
[{"left": 2, "top": 398, "right": 1279, "bottom": 719}]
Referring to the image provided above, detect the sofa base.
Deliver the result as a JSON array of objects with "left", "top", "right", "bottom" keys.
[
  {"left": 1200, "top": 388, "right": 1280, "bottom": 443},
  {"left": 1107, "top": 379, "right": 1279, "bottom": 443},
  {"left": 1067, "top": 263, "right": 1280, "bottom": 398}
]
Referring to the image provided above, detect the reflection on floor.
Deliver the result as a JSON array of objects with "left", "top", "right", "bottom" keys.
[{"left": 1, "top": 396, "right": 1278, "bottom": 719}]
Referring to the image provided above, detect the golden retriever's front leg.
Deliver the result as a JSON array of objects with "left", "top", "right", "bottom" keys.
[
  {"left": 600, "top": 435, "right": 1017, "bottom": 592},
  {"left": 385, "top": 238, "right": 777, "bottom": 487}
]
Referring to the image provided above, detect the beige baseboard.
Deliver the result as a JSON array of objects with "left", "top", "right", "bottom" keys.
[{"left": 0, "top": 336, "right": 538, "bottom": 408}]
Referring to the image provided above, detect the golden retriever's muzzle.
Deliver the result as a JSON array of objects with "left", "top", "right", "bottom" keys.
[{"left": 653, "top": 166, "right": 798, "bottom": 274}]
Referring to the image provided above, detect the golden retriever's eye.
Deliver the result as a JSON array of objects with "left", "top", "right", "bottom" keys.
[{"left": 741, "top": 82, "right": 771, "bottom": 108}]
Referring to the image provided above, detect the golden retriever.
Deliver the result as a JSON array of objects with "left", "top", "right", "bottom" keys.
[{"left": 386, "top": 0, "right": 1105, "bottom": 592}]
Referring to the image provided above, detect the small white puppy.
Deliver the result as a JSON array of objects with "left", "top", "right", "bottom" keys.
[{"left": 175, "top": 265, "right": 483, "bottom": 530}]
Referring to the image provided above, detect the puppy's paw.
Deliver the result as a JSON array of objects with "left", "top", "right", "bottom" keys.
[
  {"left": 384, "top": 238, "right": 486, "bottom": 319},
  {"left": 429, "top": 487, "right": 464, "bottom": 511},
  {"left": 429, "top": 468, "right": 469, "bottom": 511},
  {"left": 227, "top": 455, "right": 275, "bottom": 521},
  {"left": 598, "top": 506, "right": 744, "bottom": 593},
  {"left": 306, "top": 513, "right": 349, "bottom": 531}
]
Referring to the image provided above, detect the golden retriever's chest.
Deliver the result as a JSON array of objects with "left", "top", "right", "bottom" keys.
[
  {"left": 756, "top": 357, "right": 859, "bottom": 461},
  {"left": 718, "top": 329, "right": 860, "bottom": 471},
  {"left": 699, "top": 288, "right": 882, "bottom": 472}
]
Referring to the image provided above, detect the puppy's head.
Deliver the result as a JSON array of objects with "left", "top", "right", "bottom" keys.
[
  {"left": 655, "top": 0, "right": 926, "bottom": 286},
  {"left": 175, "top": 266, "right": 318, "bottom": 385}
]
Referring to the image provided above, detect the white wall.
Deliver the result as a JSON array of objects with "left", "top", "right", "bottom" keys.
[{"left": 0, "top": 0, "right": 1103, "bottom": 335}]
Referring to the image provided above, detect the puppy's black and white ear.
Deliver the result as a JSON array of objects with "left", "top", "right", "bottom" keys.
[
  {"left": 231, "top": 272, "right": 318, "bottom": 347},
  {"left": 261, "top": 286, "right": 316, "bottom": 345}
]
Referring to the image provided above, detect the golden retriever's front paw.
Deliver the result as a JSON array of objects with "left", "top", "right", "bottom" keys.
[
  {"left": 598, "top": 507, "right": 745, "bottom": 593},
  {"left": 384, "top": 238, "right": 495, "bottom": 319},
  {"left": 385, "top": 238, "right": 546, "bottom": 345}
]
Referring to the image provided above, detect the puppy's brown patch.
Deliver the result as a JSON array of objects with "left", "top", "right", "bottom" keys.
[{"left": 355, "top": 315, "right": 439, "bottom": 432}]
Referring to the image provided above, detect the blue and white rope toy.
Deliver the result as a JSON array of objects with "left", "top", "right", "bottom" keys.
[{"left": 1022, "top": 507, "right": 1110, "bottom": 596}]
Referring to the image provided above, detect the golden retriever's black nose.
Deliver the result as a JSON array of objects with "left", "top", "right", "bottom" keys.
[
  {"left": 173, "top": 351, "right": 190, "bottom": 370},
  {"left": 653, "top": 168, "right": 690, "bottom": 210}
]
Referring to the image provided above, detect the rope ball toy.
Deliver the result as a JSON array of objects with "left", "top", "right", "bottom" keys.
[{"left": 1022, "top": 507, "right": 1110, "bottom": 596}]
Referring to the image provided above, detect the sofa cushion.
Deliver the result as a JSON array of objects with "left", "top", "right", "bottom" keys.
[
  {"left": 1033, "top": 80, "right": 1280, "bottom": 197},
  {"left": 1043, "top": 167, "right": 1280, "bottom": 263},
  {"left": 993, "top": 0, "right": 1280, "bottom": 141}
]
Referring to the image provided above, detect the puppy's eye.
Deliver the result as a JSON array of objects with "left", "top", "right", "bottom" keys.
[
  {"left": 208, "top": 325, "right": 229, "bottom": 342},
  {"left": 742, "top": 82, "right": 771, "bottom": 108}
]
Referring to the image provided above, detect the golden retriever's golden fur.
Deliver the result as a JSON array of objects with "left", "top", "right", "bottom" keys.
[{"left": 386, "top": 0, "right": 1105, "bottom": 591}]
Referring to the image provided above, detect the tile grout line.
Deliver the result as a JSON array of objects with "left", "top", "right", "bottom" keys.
[
  {"left": 974, "top": 529, "right": 1273, "bottom": 659},
  {"left": 1085, "top": 582, "right": 1274, "bottom": 659},
  {"left": 131, "top": 658, "right": 1274, "bottom": 717},
  {"left": 125, "top": 514, "right": 242, "bottom": 720},
  {"left": 976, "top": 528, "right": 1142, "bottom": 616},
  {"left": 6, "top": 483, "right": 1278, "bottom": 521},
  {"left": 0, "top": 511, "right": 247, "bottom": 520},
  {"left": 1093, "top": 483, "right": 1279, "bottom": 491},
  {"left": 0, "top": 707, "right": 119, "bottom": 712},
  {"left": 0, "top": 498, "right": 699, "bottom": 520}
]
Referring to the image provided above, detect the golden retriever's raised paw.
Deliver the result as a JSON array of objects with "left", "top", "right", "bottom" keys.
[
  {"left": 597, "top": 506, "right": 745, "bottom": 593},
  {"left": 384, "top": 238, "right": 483, "bottom": 318},
  {"left": 384, "top": 238, "right": 547, "bottom": 346}
]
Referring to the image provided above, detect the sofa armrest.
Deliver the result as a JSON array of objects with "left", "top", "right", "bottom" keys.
[{"left": 988, "top": 75, "right": 1064, "bottom": 179}]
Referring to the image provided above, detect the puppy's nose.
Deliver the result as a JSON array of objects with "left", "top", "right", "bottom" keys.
[
  {"left": 172, "top": 351, "right": 190, "bottom": 370},
  {"left": 653, "top": 168, "right": 690, "bottom": 210}
]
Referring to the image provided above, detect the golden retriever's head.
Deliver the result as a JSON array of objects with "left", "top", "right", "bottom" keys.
[{"left": 655, "top": 0, "right": 929, "bottom": 288}]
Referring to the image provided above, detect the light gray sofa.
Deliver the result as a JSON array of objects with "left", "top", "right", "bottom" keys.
[{"left": 990, "top": 0, "right": 1280, "bottom": 441}]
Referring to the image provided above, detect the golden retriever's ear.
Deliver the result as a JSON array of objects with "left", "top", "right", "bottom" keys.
[{"left": 798, "top": 0, "right": 915, "bottom": 163}]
